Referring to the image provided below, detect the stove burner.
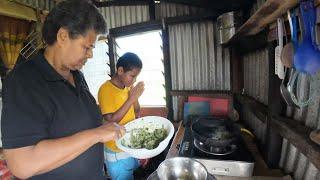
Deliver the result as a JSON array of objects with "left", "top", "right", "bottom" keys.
[{"left": 194, "top": 139, "right": 237, "bottom": 155}]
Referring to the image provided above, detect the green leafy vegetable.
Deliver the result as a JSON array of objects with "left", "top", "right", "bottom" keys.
[{"left": 124, "top": 126, "right": 168, "bottom": 150}]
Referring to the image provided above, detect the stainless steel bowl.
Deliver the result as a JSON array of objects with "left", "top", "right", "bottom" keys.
[{"left": 156, "top": 157, "right": 208, "bottom": 180}]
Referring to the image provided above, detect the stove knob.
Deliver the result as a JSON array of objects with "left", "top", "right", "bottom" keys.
[{"left": 185, "top": 142, "right": 189, "bottom": 150}]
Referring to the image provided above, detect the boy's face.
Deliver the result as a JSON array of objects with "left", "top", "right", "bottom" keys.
[{"left": 118, "top": 67, "right": 141, "bottom": 87}]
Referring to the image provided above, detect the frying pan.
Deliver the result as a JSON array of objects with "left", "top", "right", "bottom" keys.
[{"left": 191, "top": 117, "right": 240, "bottom": 147}]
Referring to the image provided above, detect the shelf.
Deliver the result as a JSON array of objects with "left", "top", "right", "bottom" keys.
[
  {"left": 236, "top": 94, "right": 320, "bottom": 169},
  {"left": 270, "top": 116, "right": 320, "bottom": 170},
  {"left": 169, "top": 90, "right": 232, "bottom": 97},
  {"left": 0, "top": 0, "right": 37, "bottom": 21},
  {"left": 226, "top": 0, "right": 299, "bottom": 45}
]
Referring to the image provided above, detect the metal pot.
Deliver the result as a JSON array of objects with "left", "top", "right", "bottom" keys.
[
  {"left": 155, "top": 157, "right": 208, "bottom": 180},
  {"left": 191, "top": 117, "right": 239, "bottom": 147},
  {"left": 217, "top": 11, "right": 243, "bottom": 44}
]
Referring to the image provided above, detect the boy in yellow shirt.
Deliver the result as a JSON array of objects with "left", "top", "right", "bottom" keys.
[{"left": 98, "top": 52, "right": 144, "bottom": 180}]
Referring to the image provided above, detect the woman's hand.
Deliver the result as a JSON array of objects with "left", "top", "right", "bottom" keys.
[
  {"left": 94, "top": 122, "right": 125, "bottom": 143},
  {"left": 129, "top": 81, "right": 144, "bottom": 103}
]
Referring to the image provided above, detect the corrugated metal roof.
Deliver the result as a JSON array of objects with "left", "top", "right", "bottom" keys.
[
  {"left": 243, "top": 48, "right": 269, "bottom": 105},
  {"left": 99, "top": 5, "right": 150, "bottom": 30},
  {"left": 14, "top": 0, "right": 54, "bottom": 10},
  {"left": 155, "top": 2, "right": 208, "bottom": 19},
  {"left": 169, "top": 21, "right": 231, "bottom": 90}
]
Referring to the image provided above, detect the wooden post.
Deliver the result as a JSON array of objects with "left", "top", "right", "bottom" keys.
[
  {"left": 107, "top": 35, "right": 116, "bottom": 77},
  {"left": 162, "top": 24, "right": 174, "bottom": 121},
  {"left": 231, "top": 47, "right": 243, "bottom": 94},
  {"left": 148, "top": 0, "right": 155, "bottom": 20},
  {"left": 263, "top": 43, "right": 284, "bottom": 168}
]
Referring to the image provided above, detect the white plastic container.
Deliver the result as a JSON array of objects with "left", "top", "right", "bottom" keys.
[{"left": 116, "top": 116, "right": 174, "bottom": 159}]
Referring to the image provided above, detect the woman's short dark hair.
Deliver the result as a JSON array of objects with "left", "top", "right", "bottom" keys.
[
  {"left": 42, "top": 0, "right": 106, "bottom": 45},
  {"left": 116, "top": 52, "right": 143, "bottom": 72}
]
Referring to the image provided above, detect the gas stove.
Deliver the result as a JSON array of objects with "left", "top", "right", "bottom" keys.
[{"left": 178, "top": 116, "right": 254, "bottom": 177}]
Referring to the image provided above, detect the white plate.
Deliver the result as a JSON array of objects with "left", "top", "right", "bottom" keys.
[{"left": 115, "top": 116, "right": 174, "bottom": 159}]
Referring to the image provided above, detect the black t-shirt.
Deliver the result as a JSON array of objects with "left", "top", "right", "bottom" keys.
[{"left": 1, "top": 51, "right": 105, "bottom": 180}]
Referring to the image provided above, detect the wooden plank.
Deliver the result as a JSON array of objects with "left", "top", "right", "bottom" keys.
[
  {"left": 148, "top": 0, "right": 155, "bottom": 20},
  {"left": 0, "top": 0, "right": 37, "bottom": 21},
  {"left": 165, "top": 13, "right": 219, "bottom": 25},
  {"left": 94, "top": 0, "right": 149, "bottom": 7},
  {"left": 267, "top": 20, "right": 291, "bottom": 42},
  {"left": 235, "top": 94, "right": 268, "bottom": 123},
  {"left": 107, "top": 36, "right": 116, "bottom": 77},
  {"left": 227, "top": 0, "right": 299, "bottom": 44},
  {"left": 177, "top": 96, "right": 187, "bottom": 121},
  {"left": 166, "top": 121, "right": 184, "bottom": 159},
  {"left": 170, "top": 90, "right": 232, "bottom": 97},
  {"left": 270, "top": 116, "right": 320, "bottom": 170},
  {"left": 231, "top": 31, "right": 269, "bottom": 55},
  {"left": 263, "top": 43, "right": 283, "bottom": 168},
  {"left": 108, "top": 14, "right": 217, "bottom": 38},
  {"left": 230, "top": 48, "right": 243, "bottom": 93},
  {"left": 109, "top": 20, "right": 162, "bottom": 37},
  {"left": 267, "top": 43, "right": 285, "bottom": 116},
  {"left": 161, "top": 0, "right": 251, "bottom": 11},
  {"left": 162, "top": 26, "right": 174, "bottom": 121}
]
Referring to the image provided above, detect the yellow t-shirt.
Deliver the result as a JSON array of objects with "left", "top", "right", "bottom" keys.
[{"left": 98, "top": 80, "right": 135, "bottom": 152}]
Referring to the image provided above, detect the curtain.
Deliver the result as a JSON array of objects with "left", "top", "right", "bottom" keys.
[{"left": 0, "top": 15, "right": 30, "bottom": 72}]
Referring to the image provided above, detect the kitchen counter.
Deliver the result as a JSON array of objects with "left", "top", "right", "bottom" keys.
[{"left": 165, "top": 121, "right": 291, "bottom": 180}]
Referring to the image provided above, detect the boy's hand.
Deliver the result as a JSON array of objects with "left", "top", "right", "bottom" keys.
[{"left": 129, "top": 81, "right": 144, "bottom": 102}]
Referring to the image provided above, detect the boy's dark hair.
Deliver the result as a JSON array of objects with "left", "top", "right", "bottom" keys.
[
  {"left": 42, "top": 0, "right": 106, "bottom": 45},
  {"left": 116, "top": 52, "right": 143, "bottom": 72}
]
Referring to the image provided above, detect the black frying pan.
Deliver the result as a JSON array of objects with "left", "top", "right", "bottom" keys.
[{"left": 191, "top": 117, "right": 239, "bottom": 147}]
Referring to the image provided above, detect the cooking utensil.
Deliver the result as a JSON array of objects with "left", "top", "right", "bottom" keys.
[
  {"left": 147, "top": 170, "right": 217, "bottom": 180},
  {"left": 280, "top": 10, "right": 300, "bottom": 107},
  {"left": 280, "top": 68, "right": 299, "bottom": 107},
  {"left": 275, "top": 17, "right": 285, "bottom": 79},
  {"left": 191, "top": 117, "right": 239, "bottom": 147},
  {"left": 281, "top": 10, "right": 297, "bottom": 68},
  {"left": 287, "top": 70, "right": 314, "bottom": 107},
  {"left": 280, "top": 4, "right": 315, "bottom": 108},
  {"left": 281, "top": 43, "right": 294, "bottom": 68},
  {"left": 294, "top": 0, "right": 320, "bottom": 74},
  {"left": 217, "top": 11, "right": 242, "bottom": 44},
  {"left": 156, "top": 157, "right": 208, "bottom": 180}
]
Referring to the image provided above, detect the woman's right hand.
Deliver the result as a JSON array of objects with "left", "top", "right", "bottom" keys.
[
  {"left": 129, "top": 81, "right": 144, "bottom": 102},
  {"left": 94, "top": 122, "right": 125, "bottom": 143}
]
